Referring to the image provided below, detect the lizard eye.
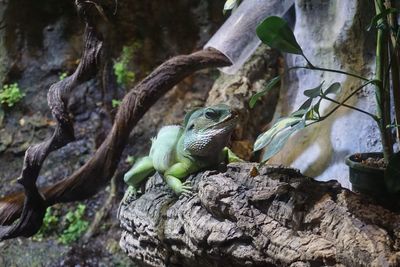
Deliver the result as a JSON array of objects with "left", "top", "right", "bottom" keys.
[{"left": 205, "top": 109, "right": 217, "bottom": 119}]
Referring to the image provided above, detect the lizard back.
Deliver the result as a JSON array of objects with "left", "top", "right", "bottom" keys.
[{"left": 149, "top": 125, "right": 182, "bottom": 172}]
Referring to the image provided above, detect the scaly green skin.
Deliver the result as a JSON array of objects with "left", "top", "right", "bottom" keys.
[{"left": 123, "top": 104, "right": 240, "bottom": 197}]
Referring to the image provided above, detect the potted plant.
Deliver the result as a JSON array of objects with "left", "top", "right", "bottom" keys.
[{"left": 250, "top": 1, "right": 400, "bottom": 202}]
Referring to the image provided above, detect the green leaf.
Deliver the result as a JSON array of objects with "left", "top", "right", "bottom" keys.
[
  {"left": 249, "top": 76, "right": 281, "bottom": 108},
  {"left": 311, "top": 99, "right": 322, "bottom": 118},
  {"left": 0, "top": 83, "right": 24, "bottom": 108},
  {"left": 112, "top": 99, "right": 122, "bottom": 108},
  {"left": 291, "top": 98, "right": 313, "bottom": 118},
  {"left": 366, "top": 8, "right": 398, "bottom": 31},
  {"left": 290, "top": 109, "right": 307, "bottom": 118},
  {"left": 323, "top": 82, "right": 341, "bottom": 95},
  {"left": 304, "top": 82, "right": 324, "bottom": 98},
  {"left": 256, "top": 16, "right": 303, "bottom": 55},
  {"left": 298, "top": 98, "right": 314, "bottom": 111},
  {"left": 387, "top": 123, "right": 400, "bottom": 129},
  {"left": 305, "top": 98, "right": 322, "bottom": 121},
  {"left": 385, "top": 152, "right": 400, "bottom": 194},
  {"left": 58, "top": 204, "right": 89, "bottom": 244},
  {"left": 253, "top": 117, "right": 303, "bottom": 151},
  {"left": 305, "top": 106, "right": 319, "bottom": 120},
  {"left": 290, "top": 110, "right": 307, "bottom": 118},
  {"left": 223, "top": 0, "right": 238, "bottom": 14},
  {"left": 306, "top": 98, "right": 322, "bottom": 121},
  {"left": 261, "top": 120, "right": 306, "bottom": 162}
]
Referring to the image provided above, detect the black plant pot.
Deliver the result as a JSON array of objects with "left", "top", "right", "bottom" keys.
[{"left": 345, "top": 152, "right": 387, "bottom": 198}]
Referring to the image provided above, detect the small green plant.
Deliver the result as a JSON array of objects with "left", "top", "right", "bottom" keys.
[
  {"left": 59, "top": 72, "right": 68, "bottom": 81},
  {"left": 57, "top": 204, "right": 89, "bottom": 245},
  {"left": 0, "top": 83, "right": 24, "bottom": 107},
  {"left": 112, "top": 99, "right": 122, "bottom": 108},
  {"left": 114, "top": 61, "right": 135, "bottom": 86},
  {"left": 114, "top": 43, "right": 140, "bottom": 86},
  {"left": 251, "top": 1, "right": 400, "bottom": 192},
  {"left": 33, "top": 207, "right": 59, "bottom": 241},
  {"left": 32, "top": 204, "right": 90, "bottom": 244}
]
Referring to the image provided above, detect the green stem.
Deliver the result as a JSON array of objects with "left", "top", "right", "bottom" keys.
[
  {"left": 322, "top": 95, "right": 378, "bottom": 121},
  {"left": 387, "top": 0, "right": 400, "bottom": 145},
  {"left": 309, "top": 66, "right": 369, "bottom": 81},
  {"left": 307, "top": 80, "right": 377, "bottom": 126},
  {"left": 301, "top": 53, "right": 314, "bottom": 68},
  {"left": 287, "top": 65, "right": 369, "bottom": 82},
  {"left": 375, "top": 0, "right": 393, "bottom": 162}
]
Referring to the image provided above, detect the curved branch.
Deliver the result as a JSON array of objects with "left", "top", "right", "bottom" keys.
[
  {"left": 0, "top": 46, "right": 230, "bottom": 238},
  {"left": 44, "top": 48, "right": 230, "bottom": 205},
  {"left": 0, "top": 0, "right": 104, "bottom": 240}
]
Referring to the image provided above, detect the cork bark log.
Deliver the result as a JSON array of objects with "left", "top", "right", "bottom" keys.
[{"left": 119, "top": 162, "right": 400, "bottom": 267}]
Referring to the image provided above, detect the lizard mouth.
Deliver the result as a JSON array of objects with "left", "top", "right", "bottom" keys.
[{"left": 207, "top": 111, "right": 239, "bottom": 130}]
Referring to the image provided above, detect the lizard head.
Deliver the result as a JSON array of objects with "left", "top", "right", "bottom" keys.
[{"left": 182, "top": 104, "right": 238, "bottom": 157}]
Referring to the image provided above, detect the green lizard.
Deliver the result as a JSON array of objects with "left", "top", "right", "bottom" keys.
[{"left": 123, "top": 104, "right": 240, "bottom": 198}]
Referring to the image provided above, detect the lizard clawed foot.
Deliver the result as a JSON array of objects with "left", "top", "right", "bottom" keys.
[
  {"left": 225, "top": 147, "right": 244, "bottom": 163},
  {"left": 181, "top": 180, "right": 194, "bottom": 197},
  {"left": 122, "top": 186, "right": 138, "bottom": 204}
]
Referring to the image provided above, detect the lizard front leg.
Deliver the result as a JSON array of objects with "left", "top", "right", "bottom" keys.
[
  {"left": 123, "top": 156, "right": 155, "bottom": 199},
  {"left": 119, "top": 156, "right": 155, "bottom": 217},
  {"left": 223, "top": 147, "right": 243, "bottom": 163},
  {"left": 164, "top": 161, "right": 197, "bottom": 195}
]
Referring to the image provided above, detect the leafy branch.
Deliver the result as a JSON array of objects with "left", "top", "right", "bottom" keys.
[{"left": 251, "top": 11, "right": 398, "bottom": 165}]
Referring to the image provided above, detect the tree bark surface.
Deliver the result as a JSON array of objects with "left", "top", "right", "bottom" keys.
[{"left": 119, "top": 162, "right": 400, "bottom": 267}]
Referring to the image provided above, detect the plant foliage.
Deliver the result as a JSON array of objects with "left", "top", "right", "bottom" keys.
[
  {"left": 256, "top": 16, "right": 303, "bottom": 55},
  {"left": 0, "top": 83, "right": 24, "bottom": 108},
  {"left": 253, "top": 78, "right": 342, "bottom": 160},
  {"left": 253, "top": 4, "right": 400, "bottom": 195},
  {"left": 33, "top": 207, "right": 59, "bottom": 241},
  {"left": 114, "top": 44, "right": 139, "bottom": 86},
  {"left": 57, "top": 204, "right": 89, "bottom": 244},
  {"left": 112, "top": 99, "right": 122, "bottom": 108},
  {"left": 59, "top": 72, "right": 68, "bottom": 81},
  {"left": 223, "top": 0, "right": 240, "bottom": 14},
  {"left": 249, "top": 76, "right": 281, "bottom": 108}
]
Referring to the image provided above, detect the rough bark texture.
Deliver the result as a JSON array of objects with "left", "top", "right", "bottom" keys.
[
  {"left": 206, "top": 45, "right": 281, "bottom": 160},
  {"left": 119, "top": 162, "right": 400, "bottom": 267}
]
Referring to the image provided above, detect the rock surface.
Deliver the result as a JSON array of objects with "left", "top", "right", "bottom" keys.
[
  {"left": 207, "top": 45, "right": 281, "bottom": 160},
  {"left": 119, "top": 162, "right": 400, "bottom": 267}
]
